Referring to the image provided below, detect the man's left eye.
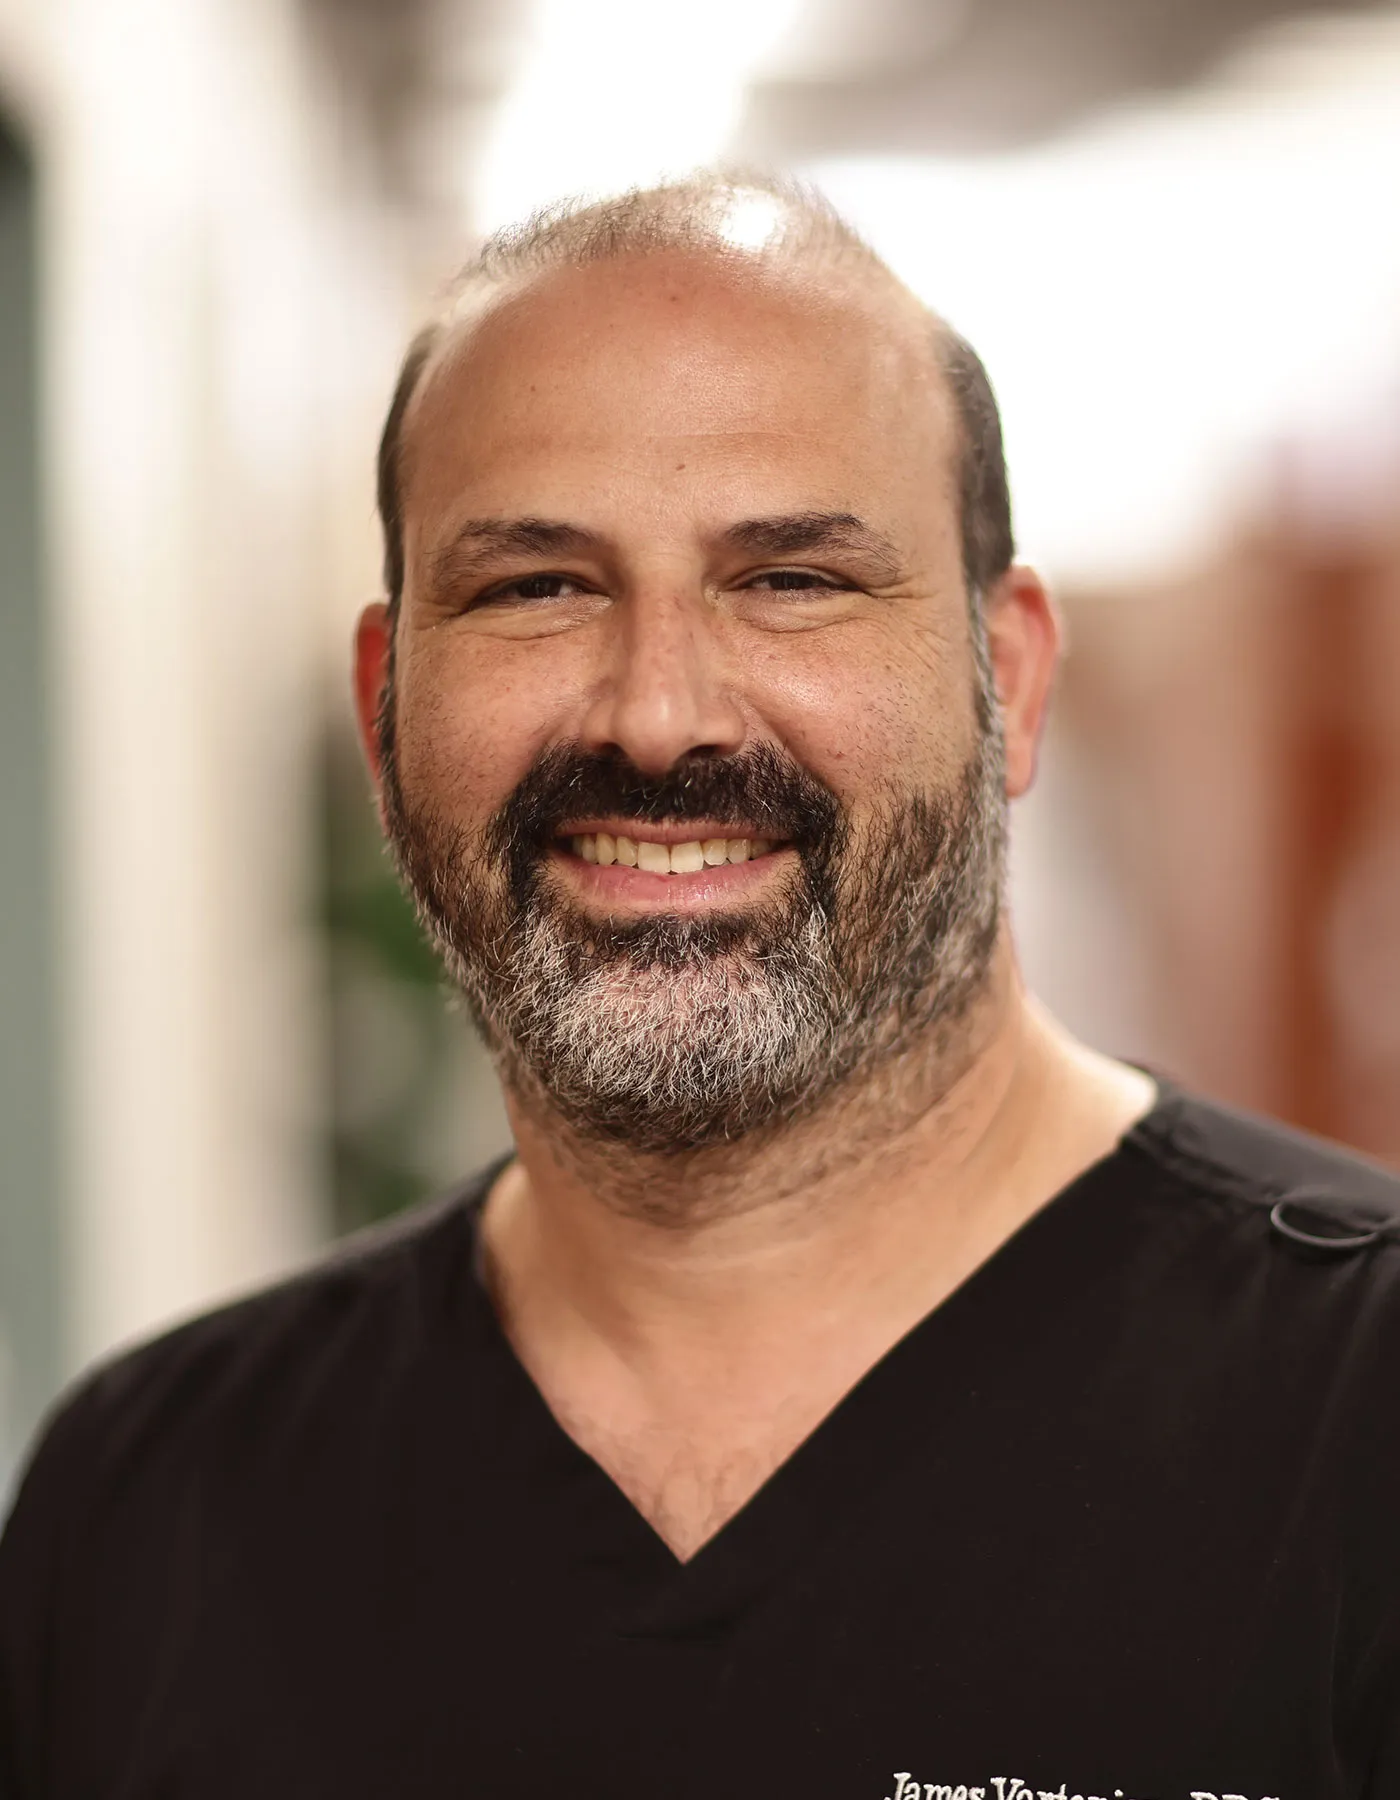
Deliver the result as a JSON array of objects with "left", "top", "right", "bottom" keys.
[{"left": 745, "top": 569, "right": 848, "bottom": 592}]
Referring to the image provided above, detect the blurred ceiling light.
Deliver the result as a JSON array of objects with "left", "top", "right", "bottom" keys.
[
  {"left": 749, "top": 0, "right": 968, "bottom": 86},
  {"left": 810, "top": 16, "right": 1400, "bottom": 589},
  {"left": 475, "top": 0, "right": 804, "bottom": 234}
]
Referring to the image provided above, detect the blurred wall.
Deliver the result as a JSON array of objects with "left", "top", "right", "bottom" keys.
[
  {"left": 1049, "top": 503, "right": 1400, "bottom": 1162},
  {"left": 0, "top": 110, "right": 62, "bottom": 1473},
  {"left": 0, "top": 0, "right": 356, "bottom": 1465}
]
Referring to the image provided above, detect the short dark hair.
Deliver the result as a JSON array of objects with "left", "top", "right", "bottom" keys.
[{"left": 375, "top": 175, "right": 1014, "bottom": 624}]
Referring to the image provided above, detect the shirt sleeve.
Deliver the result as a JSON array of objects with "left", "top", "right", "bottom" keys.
[
  {"left": 0, "top": 1387, "right": 101, "bottom": 1800},
  {"left": 1338, "top": 1258, "right": 1400, "bottom": 1798}
]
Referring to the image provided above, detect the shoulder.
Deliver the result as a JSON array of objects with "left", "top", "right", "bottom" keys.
[
  {"left": 1, "top": 1173, "right": 495, "bottom": 1543},
  {"left": 1111, "top": 1093, "right": 1400, "bottom": 1748},
  {"left": 0, "top": 1174, "right": 502, "bottom": 1793},
  {"left": 1118, "top": 1084, "right": 1400, "bottom": 1387},
  {"left": 1137, "top": 1080, "right": 1396, "bottom": 1224},
  {"left": 1130, "top": 1080, "right": 1396, "bottom": 1252}
]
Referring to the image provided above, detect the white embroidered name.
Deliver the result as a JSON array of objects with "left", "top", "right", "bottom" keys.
[{"left": 883, "top": 1775, "right": 1279, "bottom": 1800}]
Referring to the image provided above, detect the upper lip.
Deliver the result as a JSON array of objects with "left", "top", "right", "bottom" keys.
[{"left": 555, "top": 819, "right": 785, "bottom": 845}]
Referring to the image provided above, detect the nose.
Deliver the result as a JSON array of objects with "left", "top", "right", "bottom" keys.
[{"left": 578, "top": 577, "right": 747, "bottom": 777}]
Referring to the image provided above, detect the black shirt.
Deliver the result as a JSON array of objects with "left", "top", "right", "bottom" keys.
[{"left": 3, "top": 1085, "right": 1400, "bottom": 1800}]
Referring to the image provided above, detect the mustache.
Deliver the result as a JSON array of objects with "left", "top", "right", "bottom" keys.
[{"left": 487, "top": 742, "right": 847, "bottom": 875}]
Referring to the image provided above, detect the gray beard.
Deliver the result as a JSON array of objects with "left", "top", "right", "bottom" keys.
[{"left": 381, "top": 727, "right": 1007, "bottom": 1158}]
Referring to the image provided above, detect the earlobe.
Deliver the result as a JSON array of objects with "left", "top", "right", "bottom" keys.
[
  {"left": 982, "top": 565, "right": 1061, "bottom": 801},
  {"left": 353, "top": 602, "right": 393, "bottom": 791}
]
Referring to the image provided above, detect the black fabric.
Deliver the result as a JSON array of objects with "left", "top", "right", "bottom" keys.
[{"left": 4, "top": 1085, "right": 1400, "bottom": 1800}]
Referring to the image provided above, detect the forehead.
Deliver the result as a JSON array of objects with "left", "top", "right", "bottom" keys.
[{"left": 398, "top": 251, "right": 960, "bottom": 540}]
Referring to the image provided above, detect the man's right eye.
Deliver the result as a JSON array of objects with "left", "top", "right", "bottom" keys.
[{"left": 477, "top": 573, "right": 587, "bottom": 605}]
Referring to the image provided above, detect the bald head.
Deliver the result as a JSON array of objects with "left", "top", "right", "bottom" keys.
[{"left": 375, "top": 174, "right": 1013, "bottom": 623}]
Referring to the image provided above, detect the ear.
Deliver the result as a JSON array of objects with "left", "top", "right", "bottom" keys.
[
  {"left": 981, "top": 565, "right": 1061, "bottom": 800},
  {"left": 353, "top": 602, "right": 393, "bottom": 795}
]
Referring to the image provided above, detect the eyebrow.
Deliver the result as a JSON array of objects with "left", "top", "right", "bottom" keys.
[
  {"left": 424, "top": 509, "right": 906, "bottom": 590},
  {"left": 427, "top": 517, "right": 600, "bottom": 588},
  {"left": 719, "top": 512, "right": 904, "bottom": 580}
]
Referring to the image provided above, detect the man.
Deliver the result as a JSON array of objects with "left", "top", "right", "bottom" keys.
[{"left": 2, "top": 175, "right": 1398, "bottom": 1800}]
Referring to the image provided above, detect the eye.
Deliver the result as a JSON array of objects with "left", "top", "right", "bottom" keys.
[
  {"left": 476, "top": 572, "right": 592, "bottom": 606},
  {"left": 743, "top": 568, "right": 854, "bottom": 593}
]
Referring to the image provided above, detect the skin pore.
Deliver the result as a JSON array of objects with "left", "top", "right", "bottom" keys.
[{"left": 353, "top": 242, "right": 1155, "bottom": 1560}]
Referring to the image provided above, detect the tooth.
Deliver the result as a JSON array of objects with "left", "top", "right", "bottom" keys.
[
  {"left": 636, "top": 840, "right": 670, "bottom": 874},
  {"left": 702, "top": 838, "right": 728, "bottom": 866},
  {"left": 726, "top": 838, "right": 750, "bottom": 864},
  {"left": 579, "top": 835, "right": 598, "bottom": 864},
  {"left": 669, "top": 840, "right": 704, "bottom": 874},
  {"left": 615, "top": 835, "right": 638, "bottom": 867},
  {"left": 750, "top": 840, "right": 771, "bottom": 858},
  {"left": 595, "top": 831, "right": 617, "bottom": 866}
]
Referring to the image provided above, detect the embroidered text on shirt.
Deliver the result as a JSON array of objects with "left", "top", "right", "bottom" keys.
[{"left": 883, "top": 1775, "right": 1280, "bottom": 1800}]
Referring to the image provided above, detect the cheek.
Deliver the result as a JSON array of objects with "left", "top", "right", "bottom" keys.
[
  {"left": 392, "top": 635, "right": 571, "bottom": 821},
  {"left": 742, "top": 625, "right": 971, "bottom": 799}
]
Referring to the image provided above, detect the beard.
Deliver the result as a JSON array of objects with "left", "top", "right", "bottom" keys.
[{"left": 378, "top": 696, "right": 1007, "bottom": 1158}]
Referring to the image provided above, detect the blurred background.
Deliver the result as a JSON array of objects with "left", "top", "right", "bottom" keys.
[{"left": 2, "top": 0, "right": 1399, "bottom": 1481}]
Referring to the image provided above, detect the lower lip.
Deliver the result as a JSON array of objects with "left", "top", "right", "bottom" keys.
[{"left": 548, "top": 844, "right": 794, "bottom": 910}]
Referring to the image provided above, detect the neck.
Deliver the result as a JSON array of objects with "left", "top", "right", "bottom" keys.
[{"left": 479, "top": 941, "right": 1155, "bottom": 1364}]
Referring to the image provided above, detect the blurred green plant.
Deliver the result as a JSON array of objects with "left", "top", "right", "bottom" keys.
[{"left": 319, "top": 725, "right": 511, "bottom": 1236}]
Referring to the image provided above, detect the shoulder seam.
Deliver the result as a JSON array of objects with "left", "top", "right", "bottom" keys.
[
  {"left": 1129, "top": 1118, "right": 1282, "bottom": 1213},
  {"left": 1129, "top": 1101, "right": 1400, "bottom": 1247}
]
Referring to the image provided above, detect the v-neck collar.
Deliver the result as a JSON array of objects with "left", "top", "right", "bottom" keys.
[{"left": 444, "top": 1087, "right": 1185, "bottom": 1640}]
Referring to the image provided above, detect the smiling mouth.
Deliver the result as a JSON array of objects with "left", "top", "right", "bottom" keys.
[{"left": 562, "top": 831, "right": 785, "bottom": 875}]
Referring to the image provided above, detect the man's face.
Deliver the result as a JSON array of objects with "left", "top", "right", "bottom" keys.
[{"left": 360, "top": 252, "right": 1031, "bottom": 1157}]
